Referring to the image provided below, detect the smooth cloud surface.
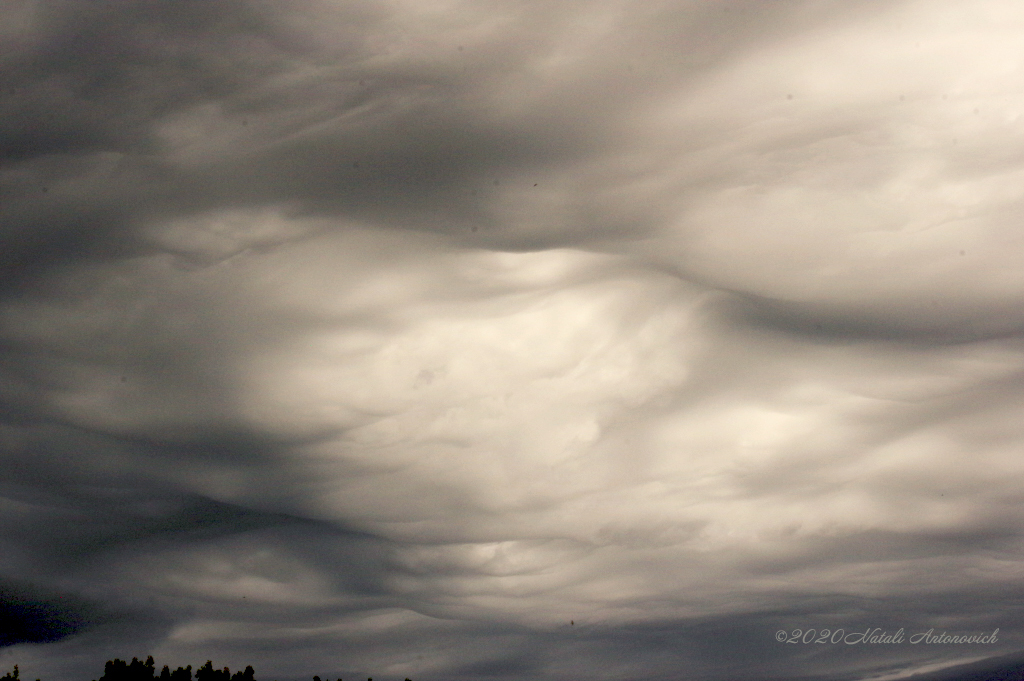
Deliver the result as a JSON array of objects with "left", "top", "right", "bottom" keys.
[{"left": 3, "top": 1, "right": 1024, "bottom": 680}]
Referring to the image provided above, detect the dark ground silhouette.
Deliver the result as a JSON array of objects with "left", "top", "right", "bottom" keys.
[{"left": 1, "top": 659, "right": 411, "bottom": 681}]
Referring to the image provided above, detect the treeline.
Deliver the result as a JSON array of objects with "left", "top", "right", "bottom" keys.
[
  {"left": 1, "top": 660, "right": 410, "bottom": 681},
  {"left": 93, "top": 658, "right": 253, "bottom": 681}
]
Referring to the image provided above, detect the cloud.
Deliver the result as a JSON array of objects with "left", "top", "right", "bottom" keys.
[{"left": 3, "top": 1, "right": 1024, "bottom": 680}]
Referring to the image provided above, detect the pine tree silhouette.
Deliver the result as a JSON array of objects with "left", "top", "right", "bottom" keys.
[{"left": 0, "top": 664, "right": 18, "bottom": 681}]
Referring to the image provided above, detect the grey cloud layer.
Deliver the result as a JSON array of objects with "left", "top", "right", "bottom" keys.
[{"left": 3, "top": 1, "right": 1024, "bottom": 680}]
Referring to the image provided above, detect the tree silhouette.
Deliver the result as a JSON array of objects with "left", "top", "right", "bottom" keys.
[
  {"left": 169, "top": 665, "right": 192, "bottom": 681},
  {"left": 4, "top": 658, "right": 411, "bottom": 681},
  {"left": 92, "top": 657, "right": 151, "bottom": 681},
  {"left": 93, "top": 659, "right": 195, "bottom": 681},
  {"left": 193, "top": 661, "right": 231, "bottom": 681}
]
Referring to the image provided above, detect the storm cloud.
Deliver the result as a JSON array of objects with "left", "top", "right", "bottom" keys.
[{"left": 3, "top": 1, "right": 1024, "bottom": 680}]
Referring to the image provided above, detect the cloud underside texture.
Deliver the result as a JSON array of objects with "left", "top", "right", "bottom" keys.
[{"left": 3, "top": 1, "right": 1024, "bottom": 679}]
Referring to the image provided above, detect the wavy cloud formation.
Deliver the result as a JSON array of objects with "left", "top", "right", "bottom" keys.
[{"left": 3, "top": 1, "right": 1024, "bottom": 680}]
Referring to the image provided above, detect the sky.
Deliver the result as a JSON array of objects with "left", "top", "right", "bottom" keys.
[{"left": 3, "top": 1, "right": 1024, "bottom": 680}]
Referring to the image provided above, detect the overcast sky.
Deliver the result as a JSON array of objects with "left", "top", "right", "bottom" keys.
[{"left": 3, "top": 1, "right": 1024, "bottom": 680}]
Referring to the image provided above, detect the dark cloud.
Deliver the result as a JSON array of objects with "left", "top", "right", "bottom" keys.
[
  {"left": 4, "top": 1, "right": 1024, "bottom": 680},
  {"left": 0, "top": 582, "right": 95, "bottom": 647},
  {"left": 713, "top": 290, "right": 1024, "bottom": 345},
  {"left": 0, "top": 0, "right": 310, "bottom": 160}
]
